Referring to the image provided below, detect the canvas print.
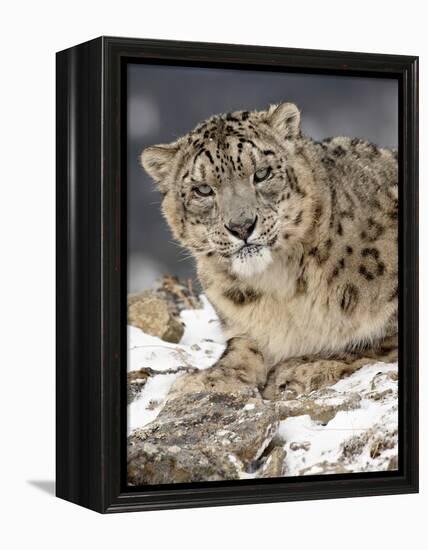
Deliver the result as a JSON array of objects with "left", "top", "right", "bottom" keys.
[{"left": 126, "top": 64, "right": 398, "bottom": 485}]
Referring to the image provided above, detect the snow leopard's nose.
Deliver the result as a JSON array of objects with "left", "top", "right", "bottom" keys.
[{"left": 225, "top": 215, "right": 257, "bottom": 242}]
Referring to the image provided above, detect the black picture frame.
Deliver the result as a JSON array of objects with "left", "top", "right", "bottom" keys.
[{"left": 56, "top": 36, "right": 419, "bottom": 513}]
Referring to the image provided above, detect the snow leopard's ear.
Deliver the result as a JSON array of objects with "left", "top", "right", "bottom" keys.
[
  {"left": 141, "top": 142, "right": 180, "bottom": 192},
  {"left": 266, "top": 102, "right": 301, "bottom": 138}
]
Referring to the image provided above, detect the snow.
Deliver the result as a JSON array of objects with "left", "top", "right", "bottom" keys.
[
  {"left": 128, "top": 294, "right": 398, "bottom": 475},
  {"left": 128, "top": 373, "right": 178, "bottom": 432}
]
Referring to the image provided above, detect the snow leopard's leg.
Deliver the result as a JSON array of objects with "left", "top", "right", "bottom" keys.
[
  {"left": 168, "top": 337, "right": 267, "bottom": 399},
  {"left": 262, "top": 334, "right": 398, "bottom": 399}
]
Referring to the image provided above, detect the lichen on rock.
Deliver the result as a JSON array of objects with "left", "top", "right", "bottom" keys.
[{"left": 128, "top": 391, "right": 280, "bottom": 484}]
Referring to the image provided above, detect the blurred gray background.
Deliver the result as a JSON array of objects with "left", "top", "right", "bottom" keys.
[{"left": 127, "top": 63, "right": 398, "bottom": 293}]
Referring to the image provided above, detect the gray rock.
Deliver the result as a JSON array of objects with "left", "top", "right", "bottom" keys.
[
  {"left": 275, "top": 388, "right": 362, "bottom": 424},
  {"left": 128, "top": 391, "right": 279, "bottom": 485},
  {"left": 258, "top": 445, "right": 287, "bottom": 478},
  {"left": 128, "top": 291, "right": 184, "bottom": 343}
]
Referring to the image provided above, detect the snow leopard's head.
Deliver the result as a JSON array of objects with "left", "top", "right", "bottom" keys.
[{"left": 141, "top": 102, "right": 313, "bottom": 278}]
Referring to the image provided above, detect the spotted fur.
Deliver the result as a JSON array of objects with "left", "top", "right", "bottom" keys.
[{"left": 142, "top": 102, "right": 398, "bottom": 368}]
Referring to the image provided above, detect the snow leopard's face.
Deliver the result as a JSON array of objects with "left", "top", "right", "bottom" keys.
[{"left": 142, "top": 103, "right": 311, "bottom": 278}]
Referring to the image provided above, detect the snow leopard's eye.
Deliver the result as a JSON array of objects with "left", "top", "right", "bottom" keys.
[
  {"left": 193, "top": 184, "right": 214, "bottom": 197},
  {"left": 253, "top": 167, "right": 272, "bottom": 184}
]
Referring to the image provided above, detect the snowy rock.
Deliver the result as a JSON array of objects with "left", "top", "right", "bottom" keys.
[
  {"left": 127, "top": 391, "right": 279, "bottom": 484},
  {"left": 275, "top": 388, "right": 362, "bottom": 424},
  {"left": 276, "top": 362, "right": 398, "bottom": 476},
  {"left": 128, "top": 291, "right": 184, "bottom": 343},
  {"left": 128, "top": 393, "right": 282, "bottom": 485},
  {"left": 127, "top": 368, "right": 151, "bottom": 404},
  {"left": 258, "top": 445, "right": 287, "bottom": 478},
  {"left": 127, "top": 286, "right": 398, "bottom": 483}
]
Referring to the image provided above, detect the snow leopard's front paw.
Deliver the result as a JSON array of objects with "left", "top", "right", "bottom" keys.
[
  {"left": 263, "top": 354, "right": 378, "bottom": 400},
  {"left": 168, "top": 337, "right": 267, "bottom": 399}
]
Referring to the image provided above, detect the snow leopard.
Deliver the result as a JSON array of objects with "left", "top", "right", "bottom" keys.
[{"left": 141, "top": 102, "right": 398, "bottom": 396}]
